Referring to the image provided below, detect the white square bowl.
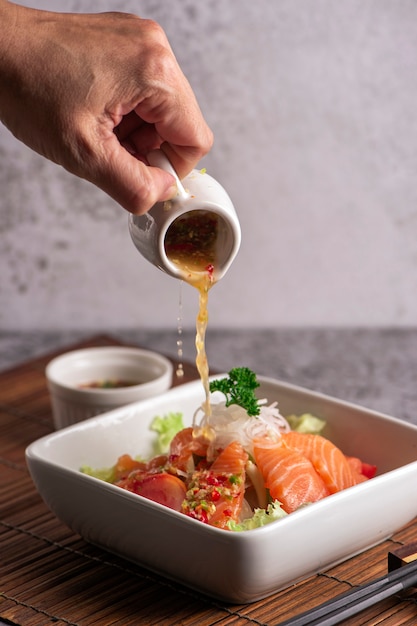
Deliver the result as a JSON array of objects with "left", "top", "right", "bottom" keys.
[{"left": 26, "top": 376, "right": 417, "bottom": 603}]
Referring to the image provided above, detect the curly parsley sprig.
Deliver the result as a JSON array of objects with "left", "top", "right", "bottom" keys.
[{"left": 209, "top": 367, "right": 260, "bottom": 416}]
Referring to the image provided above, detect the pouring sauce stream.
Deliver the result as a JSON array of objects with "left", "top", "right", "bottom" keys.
[{"left": 165, "top": 211, "right": 220, "bottom": 415}]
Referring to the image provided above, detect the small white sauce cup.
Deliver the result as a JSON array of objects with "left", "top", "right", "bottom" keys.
[
  {"left": 46, "top": 346, "right": 173, "bottom": 429},
  {"left": 128, "top": 150, "right": 241, "bottom": 281}
]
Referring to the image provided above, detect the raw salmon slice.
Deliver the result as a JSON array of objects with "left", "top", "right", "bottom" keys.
[
  {"left": 210, "top": 439, "right": 248, "bottom": 473},
  {"left": 253, "top": 437, "right": 329, "bottom": 513},
  {"left": 113, "top": 454, "right": 147, "bottom": 482},
  {"left": 168, "top": 427, "right": 208, "bottom": 473},
  {"left": 182, "top": 441, "right": 248, "bottom": 529},
  {"left": 345, "top": 456, "right": 373, "bottom": 482},
  {"left": 282, "top": 432, "right": 360, "bottom": 493}
]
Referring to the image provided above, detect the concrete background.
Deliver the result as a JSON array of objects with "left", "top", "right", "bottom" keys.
[{"left": 2, "top": 0, "right": 417, "bottom": 331}]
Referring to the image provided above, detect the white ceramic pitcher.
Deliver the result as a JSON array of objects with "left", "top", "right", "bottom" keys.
[{"left": 128, "top": 150, "right": 241, "bottom": 282}]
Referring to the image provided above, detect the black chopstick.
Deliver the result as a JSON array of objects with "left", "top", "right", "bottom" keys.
[{"left": 277, "top": 557, "right": 417, "bottom": 626}]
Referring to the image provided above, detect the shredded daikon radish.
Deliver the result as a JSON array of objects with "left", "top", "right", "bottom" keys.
[{"left": 193, "top": 398, "right": 290, "bottom": 459}]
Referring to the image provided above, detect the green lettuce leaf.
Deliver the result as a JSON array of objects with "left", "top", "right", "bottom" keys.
[
  {"left": 228, "top": 501, "right": 287, "bottom": 531},
  {"left": 80, "top": 464, "right": 116, "bottom": 483},
  {"left": 150, "top": 412, "right": 184, "bottom": 454},
  {"left": 286, "top": 413, "right": 325, "bottom": 434}
]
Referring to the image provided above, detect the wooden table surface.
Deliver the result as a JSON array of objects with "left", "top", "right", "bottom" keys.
[{"left": 1, "top": 335, "right": 417, "bottom": 626}]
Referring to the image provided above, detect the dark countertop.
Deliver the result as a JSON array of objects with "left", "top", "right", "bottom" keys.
[{"left": 1, "top": 328, "right": 417, "bottom": 426}]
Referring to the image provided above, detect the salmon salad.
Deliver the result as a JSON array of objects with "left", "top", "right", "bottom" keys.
[{"left": 82, "top": 368, "right": 376, "bottom": 531}]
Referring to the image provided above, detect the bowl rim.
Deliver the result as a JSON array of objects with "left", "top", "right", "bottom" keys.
[{"left": 45, "top": 346, "right": 173, "bottom": 397}]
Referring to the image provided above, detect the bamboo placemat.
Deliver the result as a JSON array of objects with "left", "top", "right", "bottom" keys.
[{"left": 1, "top": 335, "right": 416, "bottom": 626}]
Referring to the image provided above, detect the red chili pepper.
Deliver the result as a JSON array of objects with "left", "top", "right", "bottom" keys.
[
  {"left": 211, "top": 489, "right": 221, "bottom": 502},
  {"left": 217, "top": 475, "right": 228, "bottom": 484},
  {"left": 206, "top": 474, "right": 219, "bottom": 486}
]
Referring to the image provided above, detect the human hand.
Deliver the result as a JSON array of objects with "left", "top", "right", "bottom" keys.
[{"left": 0, "top": 2, "right": 213, "bottom": 214}]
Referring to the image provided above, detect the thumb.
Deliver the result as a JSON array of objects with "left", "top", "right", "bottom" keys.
[{"left": 88, "top": 141, "right": 177, "bottom": 214}]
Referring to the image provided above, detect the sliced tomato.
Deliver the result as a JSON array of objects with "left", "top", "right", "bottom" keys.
[{"left": 117, "top": 471, "right": 186, "bottom": 511}]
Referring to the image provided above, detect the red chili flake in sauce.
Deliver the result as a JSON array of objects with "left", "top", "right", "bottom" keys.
[
  {"left": 211, "top": 489, "right": 221, "bottom": 502},
  {"left": 206, "top": 474, "right": 219, "bottom": 486},
  {"left": 182, "top": 469, "right": 243, "bottom": 525}
]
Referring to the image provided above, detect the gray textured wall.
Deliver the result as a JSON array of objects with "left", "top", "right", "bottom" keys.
[{"left": 2, "top": 1, "right": 417, "bottom": 330}]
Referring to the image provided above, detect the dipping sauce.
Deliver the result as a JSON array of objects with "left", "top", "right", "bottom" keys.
[{"left": 79, "top": 380, "right": 139, "bottom": 389}]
